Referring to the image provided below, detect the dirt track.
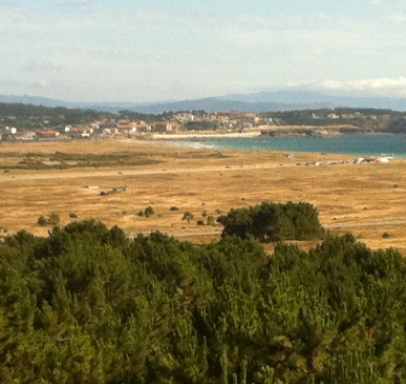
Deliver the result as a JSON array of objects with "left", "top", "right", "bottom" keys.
[{"left": 0, "top": 163, "right": 291, "bottom": 182}]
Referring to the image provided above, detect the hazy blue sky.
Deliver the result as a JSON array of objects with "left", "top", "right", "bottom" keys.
[{"left": 1, "top": 0, "right": 406, "bottom": 101}]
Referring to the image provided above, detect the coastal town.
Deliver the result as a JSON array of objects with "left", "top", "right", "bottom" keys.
[
  {"left": 0, "top": 110, "right": 265, "bottom": 142},
  {"left": 1, "top": 105, "right": 405, "bottom": 142}
]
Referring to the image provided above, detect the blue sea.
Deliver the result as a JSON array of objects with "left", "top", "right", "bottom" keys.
[{"left": 178, "top": 134, "right": 406, "bottom": 157}]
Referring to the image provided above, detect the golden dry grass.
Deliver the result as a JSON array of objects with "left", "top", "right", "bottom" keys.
[{"left": 1, "top": 138, "right": 405, "bottom": 253}]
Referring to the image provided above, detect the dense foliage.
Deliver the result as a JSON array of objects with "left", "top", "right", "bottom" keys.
[
  {"left": 1, "top": 216, "right": 406, "bottom": 383},
  {"left": 118, "top": 110, "right": 176, "bottom": 122},
  {"left": 184, "top": 121, "right": 220, "bottom": 131},
  {"left": 0, "top": 103, "right": 112, "bottom": 128},
  {"left": 261, "top": 108, "right": 406, "bottom": 133},
  {"left": 385, "top": 117, "right": 406, "bottom": 133},
  {"left": 218, "top": 202, "right": 324, "bottom": 242}
]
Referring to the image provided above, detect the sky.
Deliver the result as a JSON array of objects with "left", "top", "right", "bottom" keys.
[{"left": 1, "top": 0, "right": 406, "bottom": 102}]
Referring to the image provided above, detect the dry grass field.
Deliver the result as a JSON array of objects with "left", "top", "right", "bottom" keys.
[{"left": 1, "top": 138, "right": 406, "bottom": 253}]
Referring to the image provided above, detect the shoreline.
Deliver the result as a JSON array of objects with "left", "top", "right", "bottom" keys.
[
  {"left": 149, "top": 130, "right": 262, "bottom": 140},
  {"left": 142, "top": 132, "right": 406, "bottom": 159},
  {"left": 149, "top": 129, "right": 397, "bottom": 141}
]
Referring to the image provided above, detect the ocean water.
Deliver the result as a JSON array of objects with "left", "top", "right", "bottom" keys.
[{"left": 178, "top": 134, "right": 406, "bottom": 157}]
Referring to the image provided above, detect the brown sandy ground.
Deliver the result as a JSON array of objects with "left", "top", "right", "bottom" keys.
[{"left": 0, "top": 138, "right": 405, "bottom": 253}]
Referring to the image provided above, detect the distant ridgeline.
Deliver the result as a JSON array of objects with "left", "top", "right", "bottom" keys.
[
  {"left": 2, "top": 202, "right": 406, "bottom": 383},
  {"left": 0, "top": 102, "right": 158, "bottom": 129}
]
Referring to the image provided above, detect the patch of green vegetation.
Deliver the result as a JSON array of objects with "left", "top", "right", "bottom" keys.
[
  {"left": 37, "top": 212, "right": 61, "bottom": 226},
  {"left": 1, "top": 215, "right": 406, "bottom": 383},
  {"left": 0, "top": 151, "right": 161, "bottom": 170},
  {"left": 261, "top": 107, "right": 406, "bottom": 133},
  {"left": 218, "top": 201, "right": 324, "bottom": 242}
]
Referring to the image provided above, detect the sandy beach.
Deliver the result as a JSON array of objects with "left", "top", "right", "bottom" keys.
[{"left": 149, "top": 129, "right": 262, "bottom": 140}]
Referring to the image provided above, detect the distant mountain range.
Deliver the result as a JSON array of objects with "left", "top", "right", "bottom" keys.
[{"left": 1, "top": 91, "right": 406, "bottom": 114}]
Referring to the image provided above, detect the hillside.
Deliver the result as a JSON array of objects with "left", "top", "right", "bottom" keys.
[{"left": 2, "top": 90, "right": 406, "bottom": 113}]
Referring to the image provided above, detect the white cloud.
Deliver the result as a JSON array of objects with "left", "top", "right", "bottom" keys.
[
  {"left": 0, "top": 3, "right": 404, "bottom": 102},
  {"left": 22, "top": 60, "right": 68, "bottom": 73},
  {"left": 390, "top": 14, "right": 406, "bottom": 22},
  {"left": 291, "top": 77, "right": 406, "bottom": 97},
  {"left": 0, "top": 77, "right": 69, "bottom": 93}
]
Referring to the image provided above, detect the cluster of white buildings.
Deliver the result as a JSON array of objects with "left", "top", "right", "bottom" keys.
[
  {"left": 0, "top": 110, "right": 266, "bottom": 142},
  {"left": 0, "top": 119, "right": 182, "bottom": 141}
]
